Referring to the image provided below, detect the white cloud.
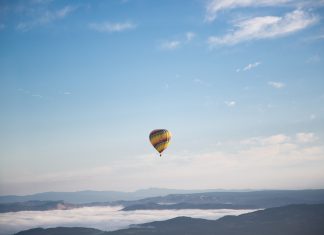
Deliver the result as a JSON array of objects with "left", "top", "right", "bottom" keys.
[
  {"left": 160, "top": 40, "right": 181, "bottom": 50},
  {"left": 208, "top": 10, "right": 318, "bottom": 46},
  {"left": 56, "top": 6, "right": 76, "bottom": 18},
  {"left": 237, "top": 61, "right": 261, "bottom": 72},
  {"left": 88, "top": 21, "right": 136, "bottom": 33},
  {"left": 231, "top": 133, "right": 323, "bottom": 171},
  {"left": 0, "top": 207, "right": 255, "bottom": 235},
  {"left": 63, "top": 91, "right": 72, "bottom": 95},
  {"left": 225, "top": 101, "right": 236, "bottom": 107},
  {"left": 17, "top": 88, "right": 46, "bottom": 99},
  {"left": 16, "top": 5, "right": 77, "bottom": 31},
  {"left": 243, "top": 61, "right": 261, "bottom": 71},
  {"left": 205, "top": 0, "right": 292, "bottom": 22},
  {"left": 296, "top": 132, "right": 316, "bottom": 143},
  {"left": 268, "top": 81, "right": 285, "bottom": 88},
  {"left": 186, "top": 32, "right": 196, "bottom": 41},
  {"left": 263, "top": 134, "right": 290, "bottom": 144},
  {"left": 160, "top": 32, "right": 195, "bottom": 50},
  {"left": 242, "top": 134, "right": 290, "bottom": 145}
]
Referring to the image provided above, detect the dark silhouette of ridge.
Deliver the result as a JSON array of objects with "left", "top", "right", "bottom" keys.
[{"left": 14, "top": 227, "right": 103, "bottom": 235}]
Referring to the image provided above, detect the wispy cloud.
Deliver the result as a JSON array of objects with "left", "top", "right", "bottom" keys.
[
  {"left": 235, "top": 133, "right": 323, "bottom": 171},
  {"left": 16, "top": 5, "right": 77, "bottom": 32},
  {"left": 237, "top": 61, "right": 261, "bottom": 72},
  {"left": 243, "top": 62, "right": 261, "bottom": 71},
  {"left": 186, "top": 32, "right": 196, "bottom": 41},
  {"left": 160, "top": 32, "right": 196, "bottom": 50},
  {"left": 0, "top": 24, "right": 5, "bottom": 30},
  {"left": 31, "top": 94, "right": 43, "bottom": 98},
  {"left": 225, "top": 101, "right": 236, "bottom": 107},
  {"left": 205, "top": 0, "right": 292, "bottom": 22},
  {"left": 159, "top": 31, "right": 196, "bottom": 50},
  {"left": 17, "top": 88, "right": 43, "bottom": 99},
  {"left": 208, "top": 10, "right": 318, "bottom": 46},
  {"left": 88, "top": 21, "right": 136, "bottom": 33},
  {"left": 160, "top": 40, "right": 181, "bottom": 50},
  {"left": 296, "top": 132, "right": 317, "bottom": 143},
  {"left": 268, "top": 81, "right": 285, "bottom": 88},
  {"left": 242, "top": 134, "right": 290, "bottom": 145}
]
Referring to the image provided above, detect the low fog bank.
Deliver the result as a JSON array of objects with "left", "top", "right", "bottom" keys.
[{"left": 0, "top": 206, "right": 256, "bottom": 235}]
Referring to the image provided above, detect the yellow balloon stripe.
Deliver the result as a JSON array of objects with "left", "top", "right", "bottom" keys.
[
  {"left": 150, "top": 132, "right": 169, "bottom": 146},
  {"left": 155, "top": 141, "right": 170, "bottom": 153}
]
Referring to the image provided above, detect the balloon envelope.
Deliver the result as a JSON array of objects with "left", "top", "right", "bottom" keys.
[{"left": 149, "top": 129, "right": 171, "bottom": 156}]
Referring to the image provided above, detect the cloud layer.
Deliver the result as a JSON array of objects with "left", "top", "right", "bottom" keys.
[{"left": 0, "top": 207, "right": 255, "bottom": 235}]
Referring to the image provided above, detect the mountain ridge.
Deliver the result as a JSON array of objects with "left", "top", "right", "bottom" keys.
[
  {"left": 0, "top": 188, "right": 233, "bottom": 204},
  {"left": 2, "top": 189, "right": 324, "bottom": 213}
]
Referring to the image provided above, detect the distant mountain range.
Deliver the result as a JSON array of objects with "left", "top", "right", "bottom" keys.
[
  {"left": 15, "top": 204, "right": 324, "bottom": 235},
  {"left": 121, "top": 202, "right": 258, "bottom": 211},
  {"left": 0, "top": 200, "right": 77, "bottom": 213},
  {"left": 1, "top": 189, "right": 324, "bottom": 213},
  {"left": 0, "top": 188, "right": 232, "bottom": 204},
  {"left": 119, "top": 189, "right": 324, "bottom": 209}
]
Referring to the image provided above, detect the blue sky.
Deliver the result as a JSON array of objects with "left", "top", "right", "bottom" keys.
[{"left": 1, "top": 0, "right": 324, "bottom": 195}]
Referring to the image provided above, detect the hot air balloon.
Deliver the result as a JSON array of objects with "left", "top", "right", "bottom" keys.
[{"left": 149, "top": 129, "right": 171, "bottom": 156}]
